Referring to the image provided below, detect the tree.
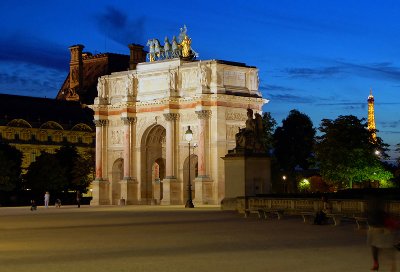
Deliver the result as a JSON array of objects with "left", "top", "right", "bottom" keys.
[
  {"left": 0, "top": 142, "right": 22, "bottom": 191},
  {"left": 25, "top": 152, "right": 67, "bottom": 193},
  {"left": 25, "top": 145, "right": 94, "bottom": 195},
  {"left": 273, "top": 109, "right": 316, "bottom": 191},
  {"left": 315, "top": 115, "right": 392, "bottom": 188},
  {"left": 55, "top": 145, "right": 79, "bottom": 188},
  {"left": 261, "top": 112, "right": 277, "bottom": 154},
  {"left": 70, "top": 149, "right": 95, "bottom": 192},
  {"left": 393, "top": 144, "right": 400, "bottom": 187}
]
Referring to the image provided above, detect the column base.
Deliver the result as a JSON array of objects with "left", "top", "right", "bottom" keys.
[
  {"left": 152, "top": 180, "right": 162, "bottom": 205},
  {"left": 161, "top": 177, "right": 182, "bottom": 205},
  {"left": 119, "top": 177, "right": 140, "bottom": 205},
  {"left": 90, "top": 179, "right": 110, "bottom": 205},
  {"left": 194, "top": 176, "right": 215, "bottom": 205}
]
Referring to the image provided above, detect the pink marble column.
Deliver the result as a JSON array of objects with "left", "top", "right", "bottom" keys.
[
  {"left": 195, "top": 110, "right": 212, "bottom": 177},
  {"left": 121, "top": 117, "right": 136, "bottom": 179},
  {"left": 94, "top": 120, "right": 103, "bottom": 180},
  {"left": 163, "top": 113, "right": 179, "bottom": 178},
  {"left": 94, "top": 119, "right": 107, "bottom": 180}
]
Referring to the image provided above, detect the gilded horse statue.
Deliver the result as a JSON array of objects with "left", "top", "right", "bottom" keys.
[{"left": 146, "top": 26, "right": 198, "bottom": 62}]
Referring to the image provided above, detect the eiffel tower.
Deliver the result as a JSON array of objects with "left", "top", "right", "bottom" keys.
[{"left": 367, "top": 88, "right": 376, "bottom": 141}]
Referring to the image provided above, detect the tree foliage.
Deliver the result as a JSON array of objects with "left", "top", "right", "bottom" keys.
[
  {"left": 261, "top": 112, "right": 277, "bottom": 153},
  {"left": 0, "top": 142, "right": 22, "bottom": 191},
  {"left": 25, "top": 152, "right": 67, "bottom": 193},
  {"left": 25, "top": 145, "right": 94, "bottom": 194},
  {"left": 315, "top": 115, "right": 392, "bottom": 188},
  {"left": 71, "top": 149, "right": 95, "bottom": 192},
  {"left": 273, "top": 109, "right": 316, "bottom": 171},
  {"left": 273, "top": 109, "right": 315, "bottom": 191}
]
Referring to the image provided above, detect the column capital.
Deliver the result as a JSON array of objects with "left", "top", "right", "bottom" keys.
[
  {"left": 93, "top": 119, "right": 109, "bottom": 127},
  {"left": 163, "top": 113, "right": 179, "bottom": 122},
  {"left": 121, "top": 116, "right": 137, "bottom": 125},
  {"left": 195, "top": 110, "right": 212, "bottom": 119}
]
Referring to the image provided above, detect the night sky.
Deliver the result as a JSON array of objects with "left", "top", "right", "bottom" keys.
[{"left": 0, "top": 0, "right": 399, "bottom": 159}]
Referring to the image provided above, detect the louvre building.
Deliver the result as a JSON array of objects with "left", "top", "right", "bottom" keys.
[{"left": 0, "top": 44, "right": 146, "bottom": 173}]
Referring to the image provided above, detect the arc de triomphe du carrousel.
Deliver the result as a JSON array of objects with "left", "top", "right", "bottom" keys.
[{"left": 90, "top": 27, "right": 269, "bottom": 205}]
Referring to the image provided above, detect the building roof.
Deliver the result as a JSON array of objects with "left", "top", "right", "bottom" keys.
[
  {"left": 56, "top": 52, "right": 130, "bottom": 104},
  {"left": 0, "top": 93, "right": 93, "bottom": 129}
]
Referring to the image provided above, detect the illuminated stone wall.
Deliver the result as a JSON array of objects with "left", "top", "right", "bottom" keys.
[
  {"left": 91, "top": 59, "right": 267, "bottom": 205},
  {"left": 0, "top": 121, "right": 94, "bottom": 173}
]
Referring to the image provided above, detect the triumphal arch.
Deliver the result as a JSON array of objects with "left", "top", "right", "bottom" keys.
[{"left": 90, "top": 28, "right": 266, "bottom": 205}]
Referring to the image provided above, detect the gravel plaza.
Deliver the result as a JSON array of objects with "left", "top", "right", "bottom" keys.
[{"left": 0, "top": 205, "right": 398, "bottom": 272}]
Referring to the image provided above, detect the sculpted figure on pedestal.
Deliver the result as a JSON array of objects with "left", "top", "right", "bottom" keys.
[{"left": 234, "top": 109, "right": 266, "bottom": 154}]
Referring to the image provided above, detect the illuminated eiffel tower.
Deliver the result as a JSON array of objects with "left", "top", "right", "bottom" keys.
[{"left": 367, "top": 88, "right": 377, "bottom": 141}]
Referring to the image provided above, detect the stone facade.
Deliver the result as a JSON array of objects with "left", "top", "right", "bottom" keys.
[
  {"left": 0, "top": 121, "right": 94, "bottom": 173},
  {"left": 90, "top": 58, "right": 266, "bottom": 205},
  {"left": 0, "top": 95, "right": 95, "bottom": 175}
]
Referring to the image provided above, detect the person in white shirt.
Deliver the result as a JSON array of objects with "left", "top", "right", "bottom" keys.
[{"left": 44, "top": 192, "right": 50, "bottom": 208}]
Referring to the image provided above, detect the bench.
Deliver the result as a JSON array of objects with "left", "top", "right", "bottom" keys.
[
  {"left": 300, "top": 211, "right": 342, "bottom": 226},
  {"left": 259, "top": 209, "right": 284, "bottom": 220},
  {"left": 300, "top": 211, "right": 315, "bottom": 223},
  {"left": 244, "top": 208, "right": 284, "bottom": 220},
  {"left": 354, "top": 216, "right": 369, "bottom": 230},
  {"left": 326, "top": 213, "right": 342, "bottom": 226},
  {"left": 244, "top": 208, "right": 264, "bottom": 218}
]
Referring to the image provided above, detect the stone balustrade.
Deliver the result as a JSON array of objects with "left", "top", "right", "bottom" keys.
[{"left": 222, "top": 196, "right": 400, "bottom": 216}]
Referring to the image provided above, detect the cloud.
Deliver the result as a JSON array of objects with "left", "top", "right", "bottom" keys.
[
  {"left": 380, "top": 120, "right": 400, "bottom": 129},
  {"left": 0, "top": 62, "right": 64, "bottom": 98},
  {"left": 267, "top": 93, "right": 314, "bottom": 104},
  {"left": 284, "top": 66, "right": 341, "bottom": 78},
  {"left": 0, "top": 34, "right": 68, "bottom": 71},
  {"left": 336, "top": 61, "right": 400, "bottom": 81},
  {"left": 94, "top": 6, "right": 146, "bottom": 46},
  {"left": 260, "top": 84, "right": 295, "bottom": 93},
  {"left": 282, "top": 61, "right": 400, "bottom": 82}
]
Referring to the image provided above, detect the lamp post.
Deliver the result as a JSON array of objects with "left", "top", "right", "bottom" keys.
[
  {"left": 185, "top": 126, "right": 194, "bottom": 208},
  {"left": 282, "top": 175, "right": 287, "bottom": 193}
]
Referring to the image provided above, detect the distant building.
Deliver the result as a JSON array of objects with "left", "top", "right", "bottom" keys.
[
  {"left": 0, "top": 94, "right": 94, "bottom": 173},
  {"left": 56, "top": 44, "right": 147, "bottom": 105},
  {"left": 0, "top": 43, "right": 147, "bottom": 178}
]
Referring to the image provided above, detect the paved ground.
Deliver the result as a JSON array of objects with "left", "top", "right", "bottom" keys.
[{"left": 0, "top": 205, "right": 397, "bottom": 272}]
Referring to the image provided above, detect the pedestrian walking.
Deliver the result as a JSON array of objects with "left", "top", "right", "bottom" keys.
[
  {"left": 76, "top": 190, "right": 81, "bottom": 208},
  {"left": 44, "top": 191, "right": 50, "bottom": 208},
  {"left": 366, "top": 193, "right": 398, "bottom": 271}
]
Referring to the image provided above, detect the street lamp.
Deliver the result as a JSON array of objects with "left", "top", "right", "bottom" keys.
[
  {"left": 282, "top": 175, "right": 287, "bottom": 193},
  {"left": 185, "top": 126, "right": 194, "bottom": 208}
]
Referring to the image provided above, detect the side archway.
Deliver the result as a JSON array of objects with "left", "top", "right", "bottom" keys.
[
  {"left": 111, "top": 158, "right": 123, "bottom": 205},
  {"left": 140, "top": 124, "right": 166, "bottom": 204}
]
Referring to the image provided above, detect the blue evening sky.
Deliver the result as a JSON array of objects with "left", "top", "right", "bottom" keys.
[{"left": 0, "top": 0, "right": 399, "bottom": 160}]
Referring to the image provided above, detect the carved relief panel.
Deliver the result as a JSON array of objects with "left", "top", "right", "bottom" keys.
[
  {"left": 109, "top": 118, "right": 124, "bottom": 146},
  {"left": 180, "top": 68, "right": 198, "bottom": 90},
  {"left": 223, "top": 70, "right": 246, "bottom": 87},
  {"left": 109, "top": 77, "right": 127, "bottom": 97}
]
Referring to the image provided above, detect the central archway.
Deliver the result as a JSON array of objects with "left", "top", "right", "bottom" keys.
[{"left": 140, "top": 124, "right": 166, "bottom": 204}]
